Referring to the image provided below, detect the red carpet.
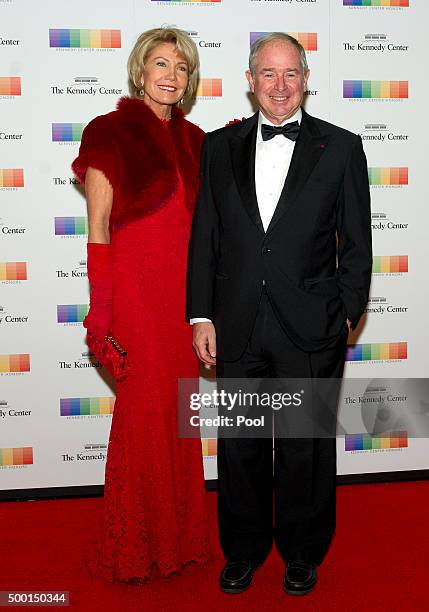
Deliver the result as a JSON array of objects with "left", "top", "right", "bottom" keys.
[{"left": 0, "top": 482, "right": 428, "bottom": 611}]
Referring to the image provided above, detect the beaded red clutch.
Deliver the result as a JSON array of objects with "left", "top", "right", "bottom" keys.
[{"left": 86, "top": 333, "right": 129, "bottom": 382}]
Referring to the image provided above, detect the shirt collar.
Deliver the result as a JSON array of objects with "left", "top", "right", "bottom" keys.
[{"left": 257, "top": 108, "right": 302, "bottom": 143}]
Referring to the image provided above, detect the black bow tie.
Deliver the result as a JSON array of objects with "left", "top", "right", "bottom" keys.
[{"left": 261, "top": 121, "right": 300, "bottom": 142}]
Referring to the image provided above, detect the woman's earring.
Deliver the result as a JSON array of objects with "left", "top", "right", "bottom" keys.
[{"left": 139, "top": 86, "right": 144, "bottom": 97}]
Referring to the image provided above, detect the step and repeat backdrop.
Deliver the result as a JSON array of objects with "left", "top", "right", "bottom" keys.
[{"left": 1, "top": 0, "right": 428, "bottom": 492}]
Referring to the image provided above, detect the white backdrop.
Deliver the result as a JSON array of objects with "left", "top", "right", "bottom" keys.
[{"left": 1, "top": 0, "right": 428, "bottom": 491}]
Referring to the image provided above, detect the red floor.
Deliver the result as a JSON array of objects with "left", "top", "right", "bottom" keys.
[{"left": 0, "top": 481, "right": 428, "bottom": 611}]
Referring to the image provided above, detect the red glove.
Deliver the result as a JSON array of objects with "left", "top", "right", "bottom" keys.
[
  {"left": 84, "top": 243, "right": 129, "bottom": 381},
  {"left": 84, "top": 243, "right": 112, "bottom": 340}
]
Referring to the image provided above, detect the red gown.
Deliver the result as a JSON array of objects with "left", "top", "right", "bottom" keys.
[{"left": 73, "top": 97, "right": 211, "bottom": 583}]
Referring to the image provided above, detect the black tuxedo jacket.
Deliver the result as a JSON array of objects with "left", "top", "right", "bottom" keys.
[{"left": 187, "top": 109, "right": 372, "bottom": 360}]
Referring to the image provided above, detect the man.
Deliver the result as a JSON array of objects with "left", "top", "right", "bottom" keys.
[{"left": 187, "top": 33, "right": 372, "bottom": 595}]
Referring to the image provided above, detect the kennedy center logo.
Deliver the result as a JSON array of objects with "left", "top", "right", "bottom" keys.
[
  {"left": 50, "top": 76, "right": 123, "bottom": 97},
  {"left": 343, "top": 0, "right": 409, "bottom": 7},
  {"left": 57, "top": 304, "right": 88, "bottom": 324},
  {"left": 202, "top": 438, "right": 217, "bottom": 457},
  {"left": 0, "top": 400, "right": 31, "bottom": 420},
  {"left": 343, "top": 80, "right": 408, "bottom": 99},
  {"left": 55, "top": 259, "right": 87, "bottom": 280},
  {"left": 345, "top": 432, "right": 407, "bottom": 451},
  {"left": 183, "top": 29, "right": 222, "bottom": 49},
  {"left": 0, "top": 168, "right": 24, "bottom": 189},
  {"left": 346, "top": 342, "right": 407, "bottom": 363},
  {"left": 0, "top": 77, "right": 21, "bottom": 97},
  {"left": 365, "top": 296, "right": 408, "bottom": 316},
  {"left": 0, "top": 305, "right": 29, "bottom": 325},
  {"left": 49, "top": 29, "right": 121, "bottom": 50},
  {"left": 372, "top": 256, "right": 408, "bottom": 274},
  {"left": 0, "top": 217, "right": 26, "bottom": 236},
  {"left": 197, "top": 79, "right": 222, "bottom": 98},
  {"left": 360, "top": 123, "right": 409, "bottom": 143},
  {"left": 343, "top": 34, "right": 409, "bottom": 54},
  {"left": 0, "top": 262, "right": 27, "bottom": 281},
  {"left": 0, "top": 447, "right": 33, "bottom": 467},
  {"left": 55, "top": 217, "right": 87, "bottom": 236},
  {"left": 371, "top": 212, "right": 408, "bottom": 233},
  {"left": 60, "top": 397, "right": 114, "bottom": 417},
  {"left": 52, "top": 123, "right": 84, "bottom": 144},
  {"left": 0, "top": 354, "right": 30, "bottom": 374},
  {"left": 368, "top": 167, "right": 408, "bottom": 187}
]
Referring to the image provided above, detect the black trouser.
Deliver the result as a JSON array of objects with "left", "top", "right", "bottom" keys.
[{"left": 216, "top": 290, "right": 348, "bottom": 566}]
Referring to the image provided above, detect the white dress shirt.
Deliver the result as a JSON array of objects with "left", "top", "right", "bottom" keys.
[
  {"left": 255, "top": 108, "right": 302, "bottom": 231},
  {"left": 190, "top": 108, "right": 302, "bottom": 325}
]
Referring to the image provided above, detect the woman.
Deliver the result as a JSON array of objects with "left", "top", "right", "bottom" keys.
[{"left": 72, "top": 27, "right": 211, "bottom": 583}]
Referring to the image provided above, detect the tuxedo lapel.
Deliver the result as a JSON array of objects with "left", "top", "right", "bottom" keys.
[
  {"left": 229, "top": 113, "right": 265, "bottom": 235},
  {"left": 266, "top": 109, "right": 330, "bottom": 234}
]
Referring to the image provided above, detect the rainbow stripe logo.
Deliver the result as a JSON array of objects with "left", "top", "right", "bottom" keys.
[
  {"left": 373, "top": 255, "right": 408, "bottom": 273},
  {"left": 0, "top": 77, "right": 21, "bottom": 96},
  {"left": 250, "top": 32, "right": 318, "bottom": 51},
  {"left": 49, "top": 29, "right": 121, "bottom": 49},
  {"left": 368, "top": 167, "right": 408, "bottom": 185},
  {"left": 347, "top": 342, "right": 407, "bottom": 362},
  {"left": 0, "top": 354, "right": 31, "bottom": 373},
  {"left": 57, "top": 304, "right": 88, "bottom": 323},
  {"left": 55, "top": 217, "right": 87, "bottom": 235},
  {"left": 0, "top": 169, "right": 24, "bottom": 188},
  {"left": 60, "top": 397, "right": 114, "bottom": 416},
  {"left": 343, "top": 80, "right": 408, "bottom": 99},
  {"left": 344, "top": 0, "right": 408, "bottom": 6},
  {"left": 0, "top": 447, "right": 33, "bottom": 466},
  {"left": 202, "top": 439, "right": 217, "bottom": 457},
  {"left": 0, "top": 262, "right": 27, "bottom": 281},
  {"left": 52, "top": 123, "right": 84, "bottom": 142},
  {"left": 197, "top": 79, "right": 222, "bottom": 97},
  {"left": 345, "top": 431, "right": 408, "bottom": 451}
]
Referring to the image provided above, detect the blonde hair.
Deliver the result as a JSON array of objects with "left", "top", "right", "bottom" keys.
[{"left": 128, "top": 27, "right": 200, "bottom": 100}]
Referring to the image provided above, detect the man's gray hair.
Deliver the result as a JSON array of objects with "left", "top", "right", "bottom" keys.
[{"left": 249, "top": 32, "right": 308, "bottom": 76}]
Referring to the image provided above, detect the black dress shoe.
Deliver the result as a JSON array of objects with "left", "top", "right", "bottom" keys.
[
  {"left": 284, "top": 561, "right": 317, "bottom": 595},
  {"left": 219, "top": 560, "right": 258, "bottom": 594}
]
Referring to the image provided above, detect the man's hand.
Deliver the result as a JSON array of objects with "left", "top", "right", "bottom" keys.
[
  {"left": 346, "top": 319, "right": 352, "bottom": 332},
  {"left": 193, "top": 322, "right": 216, "bottom": 367}
]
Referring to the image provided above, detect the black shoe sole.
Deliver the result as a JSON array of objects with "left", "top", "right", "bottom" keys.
[
  {"left": 220, "top": 583, "right": 252, "bottom": 595},
  {"left": 284, "top": 580, "right": 317, "bottom": 596}
]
